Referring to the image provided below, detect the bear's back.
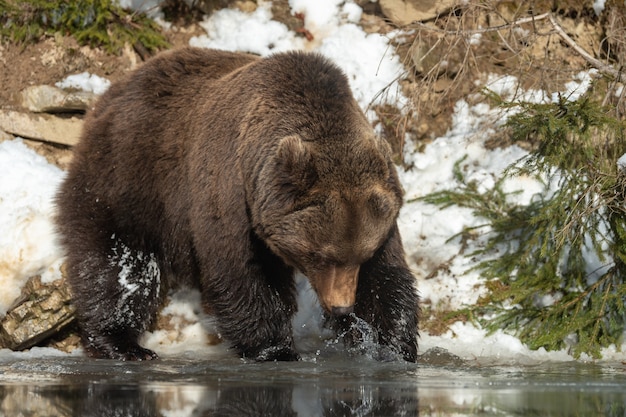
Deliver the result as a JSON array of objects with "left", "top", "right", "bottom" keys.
[
  {"left": 59, "top": 48, "right": 367, "bottom": 253},
  {"left": 230, "top": 51, "right": 357, "bottom": 140},
  {"left": 57, "top": 49, "right": 258, "bottom": 254}
]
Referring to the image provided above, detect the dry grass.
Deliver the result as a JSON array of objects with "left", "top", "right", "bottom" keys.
[{"left": 392, "top": 0, "right": 625, "bottom": 148}]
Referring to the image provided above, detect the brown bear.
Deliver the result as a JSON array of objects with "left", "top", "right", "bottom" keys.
[{"left": 55, "top": 47, "right": 419, "bottom": 362}]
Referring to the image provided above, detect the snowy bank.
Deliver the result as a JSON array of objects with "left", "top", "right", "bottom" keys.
[{"left": 0, "top": 140, "right": 65, "bottom": 316}]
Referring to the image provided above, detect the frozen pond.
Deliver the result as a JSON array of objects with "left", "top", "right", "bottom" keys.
[{"left": 1, "top": 348, "right": 625, "bottom": 416}]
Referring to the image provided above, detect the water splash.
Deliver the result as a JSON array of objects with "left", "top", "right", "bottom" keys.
[{"left": 326, "top": 314, "right": 405, "bottom": 362}]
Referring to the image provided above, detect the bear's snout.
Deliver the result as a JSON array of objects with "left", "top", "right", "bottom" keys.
[
  {"left": 331, "top": 305, "right": 354, "bottom": 317},
  {"left": 310, "top": 264, "right": 359, "bottom": 314}
]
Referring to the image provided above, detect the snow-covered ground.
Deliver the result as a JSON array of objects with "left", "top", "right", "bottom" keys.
[{"left": 1, "top": 0, "right": 623, "bottom": 363}]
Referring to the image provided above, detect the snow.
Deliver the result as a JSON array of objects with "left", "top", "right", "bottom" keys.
[
  {"left": 618, "top": 153, "right": 626, "bottom": 172},
  {"left": 117, "top": 0, "right": 160, "bottom": 13},
  {"left": 55, "top": 72, "right": 111, "bottom": 95},
  {"left": 190, "top": 1, "right": 407, "bottom": 111},
  {"left": 112, "top": 237, "right": 161, "bottom": 302},
  {"left": 1, "top": 1, "right": 623, "bottom": 363},
  {"left": 0, "top": 139, "right": 65, "bottom": 316},
  {"left": 140, "top": 287, "right": 230, "bottom": 357},
  {"left": 593, "top": 0, "right": 606, "bottom": 15},
  {"left": 190, "top": 4, "right": 303, "bottom": 56}
]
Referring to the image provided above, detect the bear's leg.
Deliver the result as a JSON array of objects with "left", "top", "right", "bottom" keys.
[
  {"left": 201, "top": 241, "right": 299, "bottom": 361},
  {"left": 348, "top": 225, "right": 419, "bottom": 362},
  {"left": 66, "top": 234, "right": 162, "bottom": 360},
  {"left": 210, "top": 273, "right": 299, "bottom": 361}
]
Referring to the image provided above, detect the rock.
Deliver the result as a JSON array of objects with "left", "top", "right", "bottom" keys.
[
  {"left": 0, "top": 275, "right": 76, "bottom": 351},
  {"left": 48, "top": 332, "right": 81, "bottom": 353},
  {"left": 20, "top": 85, "right": 96, "bottom": 113},
  {"left": 410, "top": 32, "right": 466, "bottom": 77},
  {"left": 410, "top": 33, "right": 444, "bottom": 75},
  {"left": 234, "top": 0, "right": 257, "bottom": 13},
  {"left": 22, "top": 138, "right": 75, "bottom": 170},
  {"left": 360, "top": 13, "right": 395, "bottom": 35},
  {"left": 0, "top": 110, "right": 83, "bottom": 146},
  {"left": 0, "top": 128, "right": 13, "bottom": 142},
  {"left": 379, "top": 0, "right": 457, "bottom": 26},
  {"left": 418, "top": 346, "right": 466, "bottom": 366},
  {"left": 192, "top": 0, "right": 240, "bottom": 14}
]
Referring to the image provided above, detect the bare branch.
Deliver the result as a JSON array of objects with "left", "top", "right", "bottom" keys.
[
  {"left": 412, "top": 10, "right": 624, "bottom": 82},
  {"left": 547, "top": 14, "right": 624, "bottom": 82},
  {"left": 412, "top": 12, "right": 550, "bottom": 35}
]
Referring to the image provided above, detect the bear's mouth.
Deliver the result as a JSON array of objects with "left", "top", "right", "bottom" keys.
[{"left": 308, "top": 264, "right": 359, "bottom": 317}]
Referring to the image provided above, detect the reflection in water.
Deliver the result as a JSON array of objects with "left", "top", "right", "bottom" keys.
[
  {"left": 0, "top": 381, "right": 418, "bottom": 416},
  {"left": 77, "top": 385, "right": 158, "bottom": 416},
  {"left": 1, "top": 354, "right": 626, "bottom": 416},
  {"left": 211, "top": 386, "right": 297, "bottom": 416}
]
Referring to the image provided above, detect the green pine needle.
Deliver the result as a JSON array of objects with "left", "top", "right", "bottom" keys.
[{"left": 422, "top": 92, "right": 626, "bottom": 358}]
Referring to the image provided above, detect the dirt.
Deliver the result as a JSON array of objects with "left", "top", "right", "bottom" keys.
[
  {"left": 0, "top": 26, "right": 204, "bottom": 109},
  {"left": 394, "top": 7, "right": 611, "bottom": 149},
  {"left": 0, "top": 22, "right": 206, "bottom": 165}
]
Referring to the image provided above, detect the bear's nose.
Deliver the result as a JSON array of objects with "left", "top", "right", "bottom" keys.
[{"left": 331, "top": 305, "right": 354, "bottom": 317}]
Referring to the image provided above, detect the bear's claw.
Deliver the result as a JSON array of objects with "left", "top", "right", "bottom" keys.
[{"left": 249, "top": 345, "right": 301, "bottom": 362}]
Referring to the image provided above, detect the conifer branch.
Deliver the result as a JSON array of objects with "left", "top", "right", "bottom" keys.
[{"left": 423, "top": 92, "right": 626, "bottom": 358}]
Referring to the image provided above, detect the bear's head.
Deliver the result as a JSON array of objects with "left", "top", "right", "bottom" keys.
[{"left": 252, "top": 131, "right": 403, "bottom": 317}]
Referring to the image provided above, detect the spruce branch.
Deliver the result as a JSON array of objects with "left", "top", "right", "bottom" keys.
[{"left": 423, "top": 92, "right": 626, "bottom": 358}]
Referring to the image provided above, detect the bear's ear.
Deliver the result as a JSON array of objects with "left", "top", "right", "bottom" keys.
[
  {"left": 276, "top": 135, "right": 316, "bottom": 188},
  {"left": 277, "top": 135, "right": 309, "bottom": 170}
]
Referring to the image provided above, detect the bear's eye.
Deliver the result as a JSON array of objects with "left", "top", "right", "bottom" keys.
[
  {"left": 368, "top": 192, "right": 394, "bottom": 218},
  {"left": 307, "top": 251, "right": 322, "bottom": 262},
  {"left": 307, "top": 251, "right": 331, "bottom": 266},
  {"left": 291, "top": 196, "right": 326, "bottom": 214}
]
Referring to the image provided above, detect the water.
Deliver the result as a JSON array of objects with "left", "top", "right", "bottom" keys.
[{"left": 1, "top": 348, "right": 626, "bottom": 416}]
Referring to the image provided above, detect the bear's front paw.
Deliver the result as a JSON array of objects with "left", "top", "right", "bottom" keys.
[
  {"left": 249, "top": 345, "right": 301, "bottom": 362},
  {"left": 86, "top": 341, "right": 159, "bottom": 361},
  {"left": 117, "top": 345, "right": 159, "bottom": 361}
]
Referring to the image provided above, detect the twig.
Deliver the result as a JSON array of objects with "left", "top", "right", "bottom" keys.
[
  {"left": 547, "top": 14, "right": 624, "bottom": 82},
  {"left": 412, "top": 12, "right": 550, "bottom": 35},
  {"left": 412, "top": 10, "right": 624, "bottom": 82}
]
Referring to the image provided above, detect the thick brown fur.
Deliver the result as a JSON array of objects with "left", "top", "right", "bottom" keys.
[{"left": 55, "top": 47, "right": 419, "bottom": 362}]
